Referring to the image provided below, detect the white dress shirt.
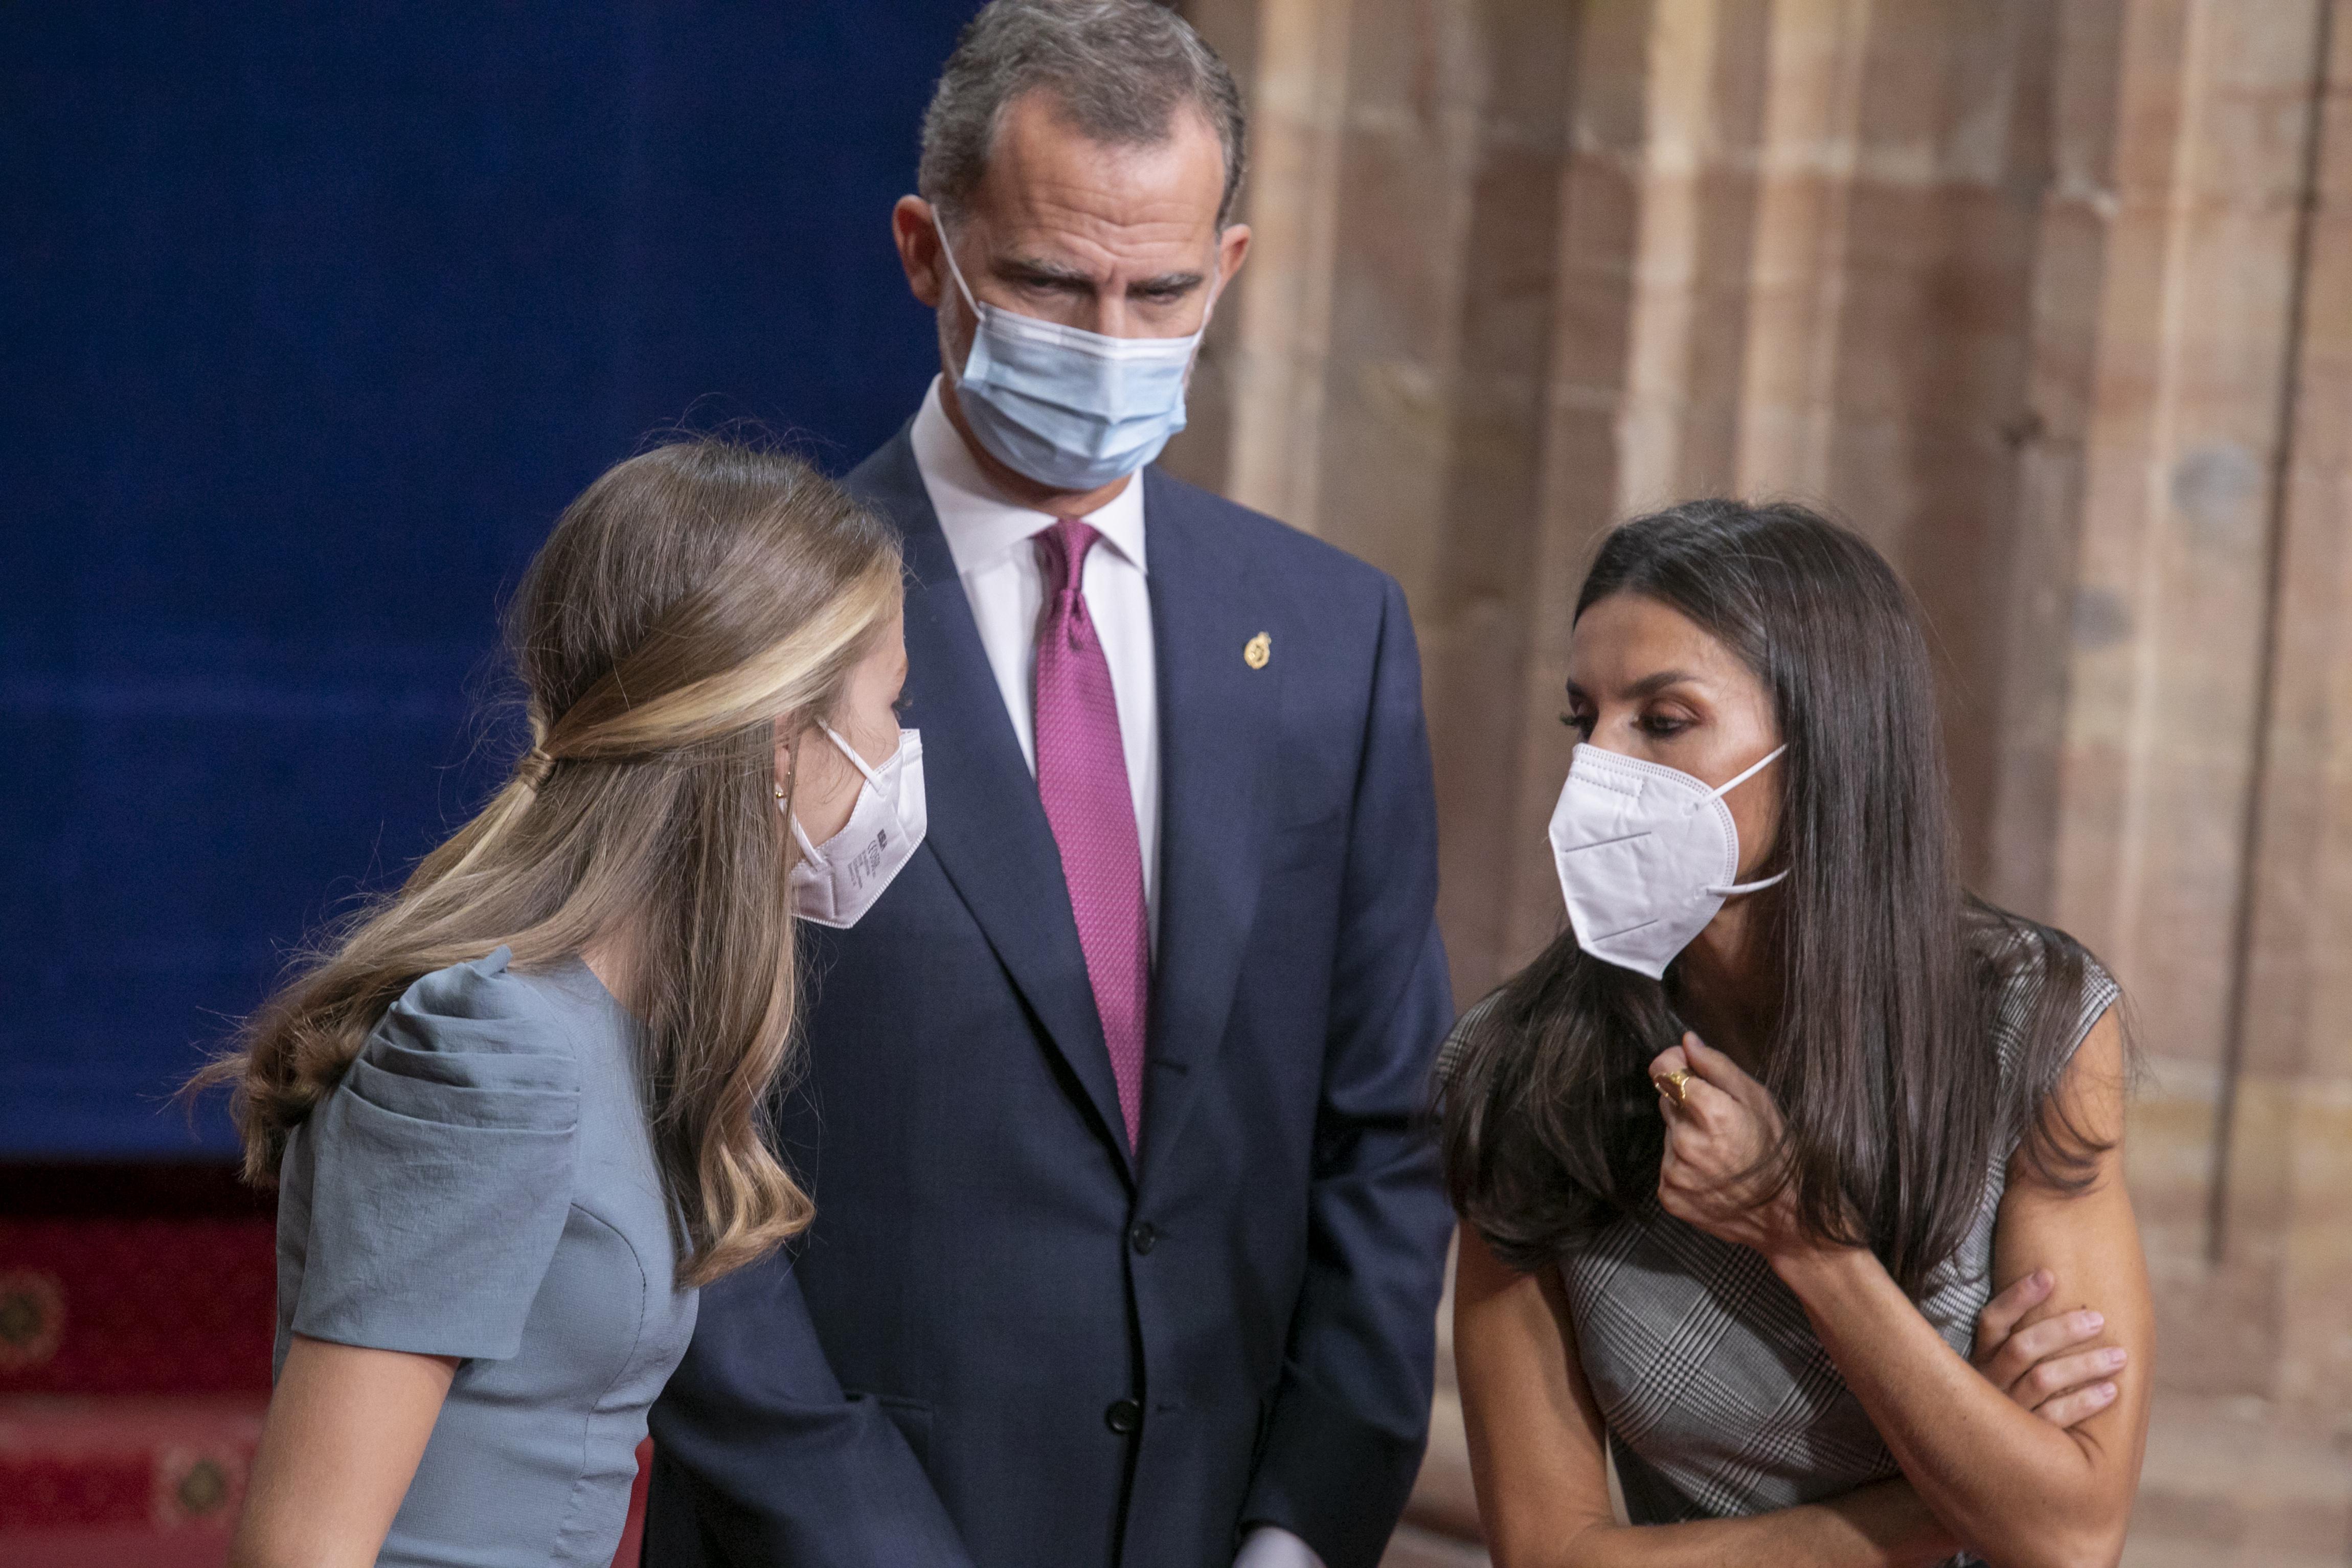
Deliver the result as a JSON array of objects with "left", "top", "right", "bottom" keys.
[
  {"left": 910, "top": 377, "right": 1161, "bottom": 933},
  {"left": 907, "top": 381, "right": 1327, "bottom": 1568}
]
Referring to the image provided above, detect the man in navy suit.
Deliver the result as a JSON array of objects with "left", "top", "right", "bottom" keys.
[{"left": 646, "top": 5, "right": 1454, "bottom": 1565}]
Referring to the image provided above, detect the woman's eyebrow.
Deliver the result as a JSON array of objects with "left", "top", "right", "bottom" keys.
[{"left": 1623, "top": 668, "right": 1706, "bottom": 699}]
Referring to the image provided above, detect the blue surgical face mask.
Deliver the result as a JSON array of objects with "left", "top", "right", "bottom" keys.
[{"left": 931, "top": 210, "right": 1219, "bottom": 492}]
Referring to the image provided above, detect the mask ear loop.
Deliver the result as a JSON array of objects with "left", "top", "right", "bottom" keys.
[
  {"left": 1704, "top": 743, "right": 1786, "bottom": 804},
  {"left": 778, "top": 726, "right": 830, "bottom": 869},
  {"left": 1183, "top": 248, "right": 1230, "bottom": 384},
  {"left": 927, "top": 206, "right": 996, "bottom": 408},
  {"left": 1194, "top": 221, "right": 1235, "bottom": 335},
  {"left": 789, "top": 724, "right": 890, "bottom": 863},
  {"left": 1703, "top": 743, "right": 1790, "bottom": 897},
  {"left": 819, "top": 722, "right": 890, "bottom": 788},
  {"left": 929, "top": 207, "right": 986, "bottom": 323}
]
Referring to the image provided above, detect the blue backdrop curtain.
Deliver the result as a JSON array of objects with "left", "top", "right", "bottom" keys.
[{"left": 1, "top": 2, "right": 983, "bottom": 1155}]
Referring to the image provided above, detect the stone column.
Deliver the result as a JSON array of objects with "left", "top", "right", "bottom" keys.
[
  {"left": 2046, "top": 0, "right": 2338, "bottom": 1380},
  {"left": 1169, "top": 0, "right": 1592, "bottom": 1006}
]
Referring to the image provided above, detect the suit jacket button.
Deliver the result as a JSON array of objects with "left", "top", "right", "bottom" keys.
[
  {"left": 1104, "top": 1398, "right": 1142, "bottom": 1436},
  {"left": 1128, "top": 1221, "right": 1157, "bottom": 1255}
]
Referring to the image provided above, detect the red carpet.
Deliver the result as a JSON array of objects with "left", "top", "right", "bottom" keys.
[
  {"left": 0, "top": 1166, "right": 272, "bottom": 1564},
  {"left": 0, "top": 1219, "right": 277, "bottom": 1397},
  {"left": 0, "top": 1393, "right": 265, "bottom": 1561},
  {"left": 0, "top": 1163, "right": 649, "bottom": 1567}
]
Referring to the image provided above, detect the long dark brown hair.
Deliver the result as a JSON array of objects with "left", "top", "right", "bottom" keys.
[
  {"left": 188, "top": 437, "right": 903, "bottom": 1286},
  {"left": 1442, "top": 499, "right": 2108, "bottom": 1296}
]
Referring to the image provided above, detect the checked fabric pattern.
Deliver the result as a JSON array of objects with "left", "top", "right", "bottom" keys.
[
  {"left": 1440, "top": 924, "right": 2117, "bottom": 1563},
  {"left": 1033, "top": 517, "right": 1151, "bottom": 1150}
]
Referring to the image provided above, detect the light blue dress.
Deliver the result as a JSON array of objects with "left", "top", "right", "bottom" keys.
[{"left": 272, "top": 948, "right": 698, "bottom": 1568}]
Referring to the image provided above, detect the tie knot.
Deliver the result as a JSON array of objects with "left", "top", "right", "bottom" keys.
[{"left": 1038, "top": 516, "right": 1100, "bottom": 597}]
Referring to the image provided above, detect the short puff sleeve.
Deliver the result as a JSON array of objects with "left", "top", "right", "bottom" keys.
[{"left": 290, "top": 947, "right": 580, "bottom": 1361}]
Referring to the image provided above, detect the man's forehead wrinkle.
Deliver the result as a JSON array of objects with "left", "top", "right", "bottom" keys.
[
  {"left": 1003, "top": 185, "right": 1218, "bottom": 245},
  {"left": 973, "top": 92, "right": 1230, "bottom": 248},
  {"left": 982, "top": 194, "right": 1218, "bottom": 282}
]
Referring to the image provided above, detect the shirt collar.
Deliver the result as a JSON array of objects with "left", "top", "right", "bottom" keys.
[{"left": 908, "top": 376, "right": 1148, "bottom": 579}]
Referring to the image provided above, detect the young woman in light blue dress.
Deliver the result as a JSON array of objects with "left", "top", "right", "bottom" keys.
[{"left": 193, "top": 438, "right": 928, "bottom": 1567}]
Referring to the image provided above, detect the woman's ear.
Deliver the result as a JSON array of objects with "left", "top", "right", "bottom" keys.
[{"left": 773, "top": 723, "right": 801, "bottom": 802}]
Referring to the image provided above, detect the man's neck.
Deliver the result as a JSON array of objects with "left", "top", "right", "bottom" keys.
[{"left": 939, "top": 374, "right": 1133, "bottom": 517}]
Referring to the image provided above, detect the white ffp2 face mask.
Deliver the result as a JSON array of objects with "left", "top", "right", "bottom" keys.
[
  {"left": 786, "top": 725, "right": 926, "bottom": 929},
  {"left": 931, "top": 210, "right": 1218, "bottom": 492},
  {"left": 1547, "top": 742, "right": 1787, "bottom": 979}
]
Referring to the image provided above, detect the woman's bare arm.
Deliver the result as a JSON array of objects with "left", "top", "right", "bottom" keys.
[
  {"left": 1657, "top": 1011, "right": 2153, "bottom": 1568},
  {"left": 1454, "top": 1226, "right": 1962, "bottom": 1568},
  {"left": 1763, "top": 1012, "right": 2152, "bottom": 1568},
  {"left": 229, "top": 1334, "right": 458, "bottom": 1568}
]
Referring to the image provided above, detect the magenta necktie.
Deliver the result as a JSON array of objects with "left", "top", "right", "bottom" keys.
[{"left": 1033, "top": 517, "right": 1150, "bottom": 1150}]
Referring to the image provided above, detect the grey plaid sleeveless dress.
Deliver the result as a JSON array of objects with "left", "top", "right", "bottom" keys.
[{"left": 1445, "top": 931, "right": 2116, "bottom": 1557}]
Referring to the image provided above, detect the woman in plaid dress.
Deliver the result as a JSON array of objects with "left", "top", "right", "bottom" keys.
[{"left": 1440, "top": 502, "right": 2151, "bottom": 1568}]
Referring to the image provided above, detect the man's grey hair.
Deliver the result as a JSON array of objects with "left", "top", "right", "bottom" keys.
[{"left": 919, "top": 0, "right": 1248, "bottom": 227}]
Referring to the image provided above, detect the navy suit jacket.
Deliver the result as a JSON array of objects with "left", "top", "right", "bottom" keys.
[{"left": 645, "top": 428, "right": 1455, "bottom": 1568}]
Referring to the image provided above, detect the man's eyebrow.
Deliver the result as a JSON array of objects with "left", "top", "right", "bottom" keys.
[
  {"left": 987, "top": 256, "right": 1208, "bottom": 294},
  {"left": 1128, "top": 270, "right": 1206, "bottom": 293},
  {"left": 992, "top": 254, "right": 1096, "bottom": 286}
]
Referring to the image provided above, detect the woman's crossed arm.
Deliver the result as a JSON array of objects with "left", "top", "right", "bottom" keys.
[
  {"left": 1652, "top": 1012, "right": 2153, "bottom": 1568},
  {"left": 1456, "top": 1225, "right": 1966, "bottom": 1567},
  {"left": 1455, "top": 1009, "right": 2151, "bottom": 1568}
]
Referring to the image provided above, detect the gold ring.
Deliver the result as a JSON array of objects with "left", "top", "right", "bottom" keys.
[{"left": 1652, "top": 1069, "right": 1692, "bottom": 1106}]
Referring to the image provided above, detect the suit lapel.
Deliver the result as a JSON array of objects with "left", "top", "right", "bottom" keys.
[
  {"left": 847, "top": 433, "right": 1136, "bottom": 1181},
  {"left": 1138, "top": 469, "right": 1279, "bottom": 1175}
]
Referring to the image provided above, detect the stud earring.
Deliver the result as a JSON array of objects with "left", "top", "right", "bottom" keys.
[{"left": 773, "top": 779, "right": 787, "bottom": 800}]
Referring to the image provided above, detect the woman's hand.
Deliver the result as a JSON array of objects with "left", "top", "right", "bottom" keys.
[
  {"left": 1655, "top": 1035, "right": 2131, "bottom": 1435},
  {"left": 1648, "top": 1032, "right": 1812, "bottom": 1260},
  {"left": 1972, "top": 1267, "right": 2127, "bottom": 1428}
]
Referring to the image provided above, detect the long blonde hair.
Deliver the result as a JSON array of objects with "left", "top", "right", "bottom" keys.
[{"left": 191, "top": 437, "right": 901, "bottom": 1286}]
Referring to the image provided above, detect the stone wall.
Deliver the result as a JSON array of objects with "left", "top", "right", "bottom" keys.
[{"left": 1166, "top": 1, "right": 2352, "bottom": 1561}]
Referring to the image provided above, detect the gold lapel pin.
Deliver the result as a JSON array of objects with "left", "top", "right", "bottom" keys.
[{"left": 1243, "top": 631, "right": 1272, "bottom": 670}]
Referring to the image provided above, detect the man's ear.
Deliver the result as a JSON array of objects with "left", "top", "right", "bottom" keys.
[
  {"left": 893, "top": 195, "right": 945, "bottom": 308},
  {"left": 1214, "top": 221, "right": 1252, "bottom": 291}
]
